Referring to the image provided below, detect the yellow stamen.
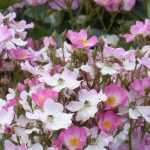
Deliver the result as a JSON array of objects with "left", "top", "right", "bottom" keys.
[
  {"left": 103, "top": 120, "right": 112, "bottom": 129},
  {"left": 69, "top": 137, "right": 80, "bottom": 146},
  {"left": 106, "top": 96, "right": 116, "bottom": 107},
  {"left": 81, "top": 39, "right": 88, "bottom": 47}
]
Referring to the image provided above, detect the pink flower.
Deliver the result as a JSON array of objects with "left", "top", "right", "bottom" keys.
[
  {"left": 0, "top": 25, "right": 13, "bottom": 42},
  {"left": 130, "top": 77, "right": 150, "bottom": 95},
  {"left": 67, "top": 29, "right": 98, "bottom": 48},
  {"left": 17, "top": 83, "right": 25, "bottom": 92},
  {"left": 97, "top": 111, "right": 123, "bottom": 133},
  {"left": 94, "top": 0, "right": 121, "bottom": 11},
  {"left": 31, "top": 87, "right": 58, "bottom": 107},
  {"left": 123, "top": 19, "right": 150, "bottom": 42},
  {"left": 140, "top": 57, "right": 150, "bottom": 69},
  {"left": 49, "top": 0, "right": 80, "bottom": 10},
  {"left": 3, "top": 98, "right": 17, "bottom": 110},
  {"left": 43, "top": 36, "right": 56, "bottom": 47},
  {"left": 104, "top": 84, "right": 128, "bottom": 109},
  {"left": 8, "top": 48, "right": 32, "bottom": 60},
  {"left": 122, "top": 0, "right": 136, "bottom": 11},
  {"left": 25, "top": 0, "right": 48, "bottom": 6},
  {"left": 58, "top": 126, "right": 88, "bottom": 150}
]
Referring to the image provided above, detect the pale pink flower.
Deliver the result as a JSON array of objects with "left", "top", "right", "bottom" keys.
[
  {"left": 140, "top": 57, "right": 150, "bottom": 69},
  {"left": 8, "top": 48, "right": 32, "bottom": 60},
  {"left": 4, "top": 140, "right": 27, "bottom": 150},
  {"left": 25, "top": 0, "right": 47, "bottom": 6},
  {"left": 0, "top": 25, "right": 13, "bottom": 42},
  {"left": 49, "top": 0, "right": 80, "bottom": 10},
  {"left": 67, "top": 29, "right": 98, "bottom": 48},
  {"left": 122, "top": 0, "right": 136, "bottom": 11},
  {"left": 94, "top": 0, "right": 121, "bottom": 11},
  {"left": 31, "top": 87, "right": 58, "bottom": 107},
  {"left": 97, "top": 111, "right": 123, "bottom": 133},
  {"left": 130, "top": 77, "right": 150, "bottom": 95},
  {"left": 43, "top": 36, "right": 56, "bottom": 47},
  {"left": 123, "top": 19, "right": 150, "bottom": 42},
  {"left": 104, "top": 84, "right": 128, "bottom": 109}
]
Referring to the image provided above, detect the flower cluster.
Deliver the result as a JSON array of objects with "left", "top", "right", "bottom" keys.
[
  {"left": 0, "top": 1, "right": 149, "bottom": 150},
  {"left": 0, "top": 13, "right": 149, "bottom": 149}
]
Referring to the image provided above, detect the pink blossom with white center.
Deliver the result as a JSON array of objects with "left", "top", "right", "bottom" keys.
[
  {"left": 67, "top": 29, "right": 98, "bottom": 49},
  {"left": 97, "top": 111, "right": 123, "bottom": 133},
  {"left": 104, "top": 84, "right": 128, "bottom": 109},
  {"left": 66, "top": 89, "right": 105, "bottom": 122},
  {"left": 31, "top": 87, "right": 58, "bottom": 107},
  {"left": 62, "top": 126, "right": 87, "bottom": 150},
  {"left": 0, "top": 25, "right": 13, "bottom": 43}
]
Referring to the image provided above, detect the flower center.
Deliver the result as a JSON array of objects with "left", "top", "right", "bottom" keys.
[
  {"left": 69, "top": 137, "right": 80, "bottom": 146},
  {"left": 58, "top": 78, "right": 64, "bottom": 85},
  {"left": 38, "top": 95, "right": 46, "bottom": 106},
  {"left": 47, "top": 115, "right": 53, "bottom": 122},
  {"left": 81, "top": 39, "right": 88, "bottom": 47},
  {"left": 106, "top": 96, "right": 116, "bottom": 107},
  {"left": 103, "top": 120, "right": 112, "bottom": 129}
]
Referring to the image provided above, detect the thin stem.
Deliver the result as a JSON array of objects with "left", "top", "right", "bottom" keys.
[{"left": 128, "top": 119, "right": 133, "bottom": 150}]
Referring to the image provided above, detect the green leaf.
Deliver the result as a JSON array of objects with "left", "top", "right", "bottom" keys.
[
  {"left": 0, "top": 0, "right": 19, "bottom": 9},
  {"left": 147, "top": 0, "right": 150, "bottom": 18}
]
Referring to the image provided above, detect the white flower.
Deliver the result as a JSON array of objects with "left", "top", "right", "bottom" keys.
[
  {"left": 102, "top": 34, "right": 119, "bottom": 46},
  {"left": 56, "top": 42, "right": 72, "bottom": 62},
  {"left": 28, "top": 143, "right": 43, "bottom": 150},
  {"left": 39, "top": 68, "right": 81, "bottom": 91},
  {"left": 15, "top": 127, "right": 29, "bottom": 144},
  {"left": 26, "top": 100, "right": 73, "bottom": 131},
  {"left": 81, "top": 64, "right": 95, "bottom": 78},
  {"left": 85, "top": 133, "right": 113, "bottom": 150},
  {"left": 129, "top": 106, "right": 150, "bottom": 123},
  {"left": 66, "top": 89, "right": 103, "bottom": 122},
  {"left": 20, "top": 90, "right": 31, "bottom": 111},
  {"left": 6, "top": 88, "right": 16, "bottom": 100},
  {"left": 96, "top": 63, "right": 119, "bottom": 75},
  {"left": 47, "top": 147, "right": 56, "bottom": 150},
  {"left": 123, "top": 59, "right": 136, "bottom": 71},
  {"left": 111, "top": 123, "right": 130, "bottom": 149},
  {"left": 0, "top": 107, "right": 14, "bottom": 133}
]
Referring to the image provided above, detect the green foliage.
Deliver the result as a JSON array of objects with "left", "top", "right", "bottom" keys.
[
  {"left": 0, "top": 0, "right": 148, "bottom": 39},
  {"left": 0, "top": 0, "right": 19, "bottom": 9},
  {"left": 147, "top": 0, "right": 150, "bottom": 18}
]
